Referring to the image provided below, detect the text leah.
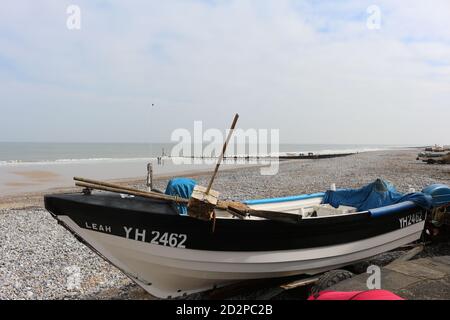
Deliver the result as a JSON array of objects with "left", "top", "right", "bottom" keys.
[{"left": 85, "top": 222, "right": 111, "bottom": 233}]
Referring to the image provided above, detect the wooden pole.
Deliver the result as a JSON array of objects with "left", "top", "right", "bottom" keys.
[
  {"left": 75, "top": 181, "right": 189, "bottom": 204},
  {"left": 226, "top": 202, "right": 303, "bottom": 225},
  {"left": 205, "top": 113, "right": 239, "bottom": 194},
  {"left": 146, "top": 163, "right": 153, "bottom": 192},
  {"left": 74, "top": 177, "right": 162, "bottom": 196}
]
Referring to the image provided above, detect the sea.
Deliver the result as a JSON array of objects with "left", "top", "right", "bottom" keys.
[{"left": 0, "top": 142, "right": 406, "bottom": 195}]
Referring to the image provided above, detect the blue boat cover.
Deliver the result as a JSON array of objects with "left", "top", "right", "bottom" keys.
[
  {"left": 422, "top": 184, "right": 450, "bottom": 207},
  {"left": 322, "top": 179, "right": 433, "bottom": 212},
  {"left": 165, "top": 178, "right": 197, "bottom": 215}
]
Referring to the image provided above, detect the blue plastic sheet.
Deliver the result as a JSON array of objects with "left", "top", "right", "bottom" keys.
[
  {"left": 165, "top": 178, "right": 197, "bottom": 215},
  {"left": 322, "top": 179, "right": 432, "bottom": 212},
  {"left": 422, "top": 184, "right": 450, "bottom": 207}
]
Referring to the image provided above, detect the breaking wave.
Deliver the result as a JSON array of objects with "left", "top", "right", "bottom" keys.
[{"left": 0, "top": 157, "right": 158, "bottom": 167}]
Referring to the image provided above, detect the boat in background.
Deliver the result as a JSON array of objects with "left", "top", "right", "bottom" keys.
[
  {"left": 417, "top": 151, "right": 450, "bottom": 164},
  {"left": 44, "top": 180, "right": 450, "bottom": 298},
  {"left": 417, "top": 144, "right": 450, "bottom": 164},
  {"left": 425, "top": 145, "right": 446, "bottom": 152}
]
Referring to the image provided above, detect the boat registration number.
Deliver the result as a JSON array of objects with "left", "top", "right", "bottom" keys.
[
  {"left": 399, "top": 213, "right": 423, "bottom": 229},
  {"left": 123, "top": 227, "right": 187, "bottom": 248},
  {"left": 151, "top": 231, "right": 187, "bottom": 248}
]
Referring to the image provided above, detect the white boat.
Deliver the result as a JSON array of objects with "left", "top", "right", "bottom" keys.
[{"left": 44, "top": 180, "right": 449, "bottom": 298}]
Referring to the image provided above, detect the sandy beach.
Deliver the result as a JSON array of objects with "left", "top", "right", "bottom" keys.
[{"left": 1, "top": 149, "right": 449, "bottom": 300}]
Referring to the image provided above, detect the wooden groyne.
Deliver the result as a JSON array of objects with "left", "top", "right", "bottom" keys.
[
  {"left": 278, "top": 152, "right": 355, "bottom": 160},
  {"left": 179, "top": 152, "right": 356, "bottom": 161}
]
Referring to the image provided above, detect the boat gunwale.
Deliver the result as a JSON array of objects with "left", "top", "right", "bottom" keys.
[{"left": 44, "top": 191, "right": 422, "bottom": 223}]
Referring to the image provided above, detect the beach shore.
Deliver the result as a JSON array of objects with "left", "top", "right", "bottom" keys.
[{"left": 1, "top": 149, "right": 449, "bottom": 299}]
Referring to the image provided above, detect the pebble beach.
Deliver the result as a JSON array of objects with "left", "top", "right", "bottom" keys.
[{"left": 1, "top": 149, "right": 449, "bottom": 300}]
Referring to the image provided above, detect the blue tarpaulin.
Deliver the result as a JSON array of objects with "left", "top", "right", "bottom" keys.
[
  {"left": 165, "top": 178, "right": 197, "bottom": 215},
  {"left": 322, "top": 179, "right": 433, "bottom": 212}
]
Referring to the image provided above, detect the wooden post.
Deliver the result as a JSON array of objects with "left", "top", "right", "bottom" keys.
[{"left": 146, "top": 163, "right": 153, "bottom": 192}]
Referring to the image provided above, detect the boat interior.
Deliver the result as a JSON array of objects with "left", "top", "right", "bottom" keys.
[
  {"left": 216, "top": 193, "right": 359, "bottom": 220},
  {"left": 161, "top": 178, "right": 450, "bottom": 221}
]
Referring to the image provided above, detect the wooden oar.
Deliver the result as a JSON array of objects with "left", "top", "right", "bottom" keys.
[
  {"left": 227, "top": 202, "right": 303, "bottom": 225},
  {"left": 248, "top": 210, "right": 303, "bottom": 224},
  {"left": 75, "top": 181, "right": 189, "bottom": 204},
  {"left": 206, "top": 113, "right": 239, "bottom": 194},
  {"left": 74, "top": 177, "right": 166, "bottom": 197}
]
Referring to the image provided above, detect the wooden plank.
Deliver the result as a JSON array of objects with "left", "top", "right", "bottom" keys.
[
  {"left": 392, "top": 245, "right": 424, "bottom": 263},
  {"left": 280, "top": 276, "right": 320, "bottom": 290}
]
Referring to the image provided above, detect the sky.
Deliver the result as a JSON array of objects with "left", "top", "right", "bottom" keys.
[{"left": 0, "top": 0, "right": 449, "bottom": 145}]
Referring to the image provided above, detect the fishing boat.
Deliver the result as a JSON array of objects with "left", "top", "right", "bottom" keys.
[
  {"left": 417, "top": 151, "right": 450, "bottom": 164},
  {"left": 44, "top": 178, "right": 450, "bottom": 298}
]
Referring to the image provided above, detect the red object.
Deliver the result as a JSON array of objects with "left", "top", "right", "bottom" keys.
[{"left": 308, "top": 290, "right": 404, "bottom": 300}]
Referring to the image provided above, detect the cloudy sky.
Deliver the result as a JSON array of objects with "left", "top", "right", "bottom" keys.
[{"left": 0, "top": 0, "right": 449, "bottom": 144}]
